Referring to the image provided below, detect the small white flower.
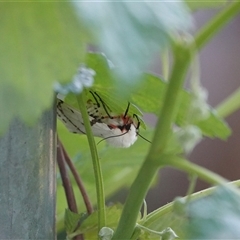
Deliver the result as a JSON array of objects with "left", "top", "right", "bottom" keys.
[
  {"left": 161, "top": 227, "right": 178, "bottom": 240},
  {"left": 71, "top": 74, "right": 83, "bottom": 93},
  {"left": 99, "top": 227, "right": 114, "bottom": 240},
  {"left": 76, "top": 65, "right": 96, "bottom": 88},
  {"left": 70, "top": 65, "right": 95, "bottom": 93},
  {"left": 176, "top": 125, "right": 202, "bottom": 154},
  {"left": 53, "top": 65, "right": 96, "bottom": 94},
  {"left": 191, "top": 87, "right": 210, "bottom": 121}
]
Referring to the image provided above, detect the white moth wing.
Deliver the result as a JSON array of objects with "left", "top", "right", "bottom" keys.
[
  {"left": 90, "top": 122, "right": 112, "bottom": 138},
  {"left": 57, "top": 99, "right": 111, "bottom": 137},
  {"left": 57, "top": 99, "right": 86, "bottom": 134}
]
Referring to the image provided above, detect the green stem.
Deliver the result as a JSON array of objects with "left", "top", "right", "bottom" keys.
[
  {"left": 142, "top": 200, "right": 147, "bottom": 221},
  {"left": 149, "top": 45, "right": 191, "bottom": 158},
  {"left": 136, "top": 224, "right": 164, "bottom": 236},
  {"left": 112, "top": 161, "right": 157, "bottom": 239},
  {"left": 216, "top": 87, "right": 240, "bottom": 118},
  {"left": 112, "top": 44, "right": 191, "bottom": 239},
  {"left": 162, "top": 48, "right": 170, "bottom": 81},
  {"left": 185, "top": 174, "right": 197, "bottom": 203},
  {"left": 165, "top": 157, "right": 240, "bottom": 197},
  {"left": 76, "top": 92, "right": 106, "bottom": 233},
  {"left": 161, "top": 156, "right": 228, "bottom": 186},
  {"left": 194, "top": 1, "right": 240, "bottom": 51}
]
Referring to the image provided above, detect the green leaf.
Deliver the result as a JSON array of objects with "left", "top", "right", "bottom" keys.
[
  {"left": 184, "top": 186, "right": 240, "bottom": 239},
  {"left": 131, "top": 74, "right": 167, "bottom": 114},
  {"left": 136, "top": 202, "right": 187, "bottom": 240},
  {"left": 195, "top": 109, "right": 231, "bottom": 139},
  {"left": 0, "top": 2, "right": 88, "bottom": 134},
  {"left": 74, "top": 2, "right": 192, "bottom": 83},
  {"left": 84, "top": 53, "right": 145, "bottom": 122},
  {"left": 69, "top": 204, "right": 124, "bottom": 239},
  {"left": 0, "top": 2, "right": 192, "bottom": 134},
  {"left": 134, "top": 183, "right": 240, "bottom": 239},
  {"left": 131, "top": 73, "right": 231, "bottom": 140},
  {"left": 185, "top": 0, "right": 227, "bottom": 11},
  {"left": 64, "top": 209, "right": 82, "bottom": 235},
  {"left": 84, "top": 52, "right": 114, "bottom": 90}
]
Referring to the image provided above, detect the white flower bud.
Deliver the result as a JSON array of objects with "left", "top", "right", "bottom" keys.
[
  {"left": 99, "top": 227, "right": 114, "bottom": 240},
  {"left": 53, "top": 65, "right": 95, "bottom": 94},
  {"left": 161, "top": 227, "right": 178, "bottom": 240},
  {"left": 176, "top": 125, "right": 202, "bottom": 153}
]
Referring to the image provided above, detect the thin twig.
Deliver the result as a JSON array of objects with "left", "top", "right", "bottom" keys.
[
  {"left": 57, "top": 139, "right": 78, "bottom": 212},
  {"left": 60, "top": 140, "right": 94, "bottom": 215},
  {"left": 57, "top": 138, "right": 84, "bottom": 240}
]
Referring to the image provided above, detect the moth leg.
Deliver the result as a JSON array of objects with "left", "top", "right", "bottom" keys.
[{"left": 92, "top": 91, "right": 113, "bottom": 119}]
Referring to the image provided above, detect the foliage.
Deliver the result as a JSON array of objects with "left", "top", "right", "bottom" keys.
[
  {"left": 0, "top": 1, "right": 88, "bottom": 133},
  {"left": 1, "top": 1, "right": 240, "bottom": 240},
  {"left": 184, "top": 186, "right": 240, "bottom": 239},
  {"left": 73, "top": 1, "right": 192, "bottom": 83}
]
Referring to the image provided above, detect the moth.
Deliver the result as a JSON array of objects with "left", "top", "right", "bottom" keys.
[{"left": 57, "top": 91, "right": 145, "bottom": 148}]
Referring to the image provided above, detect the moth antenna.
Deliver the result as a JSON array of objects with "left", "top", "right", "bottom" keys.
[
  {"left": 123, "top": 102, "right": 130, "bottom": 118},
  {"left": 93, "top": 91, "right": 113, "bottom": 119},
  {"left": 97, "top": 131, "right": 129, "bottom": 145},
  {"left": 138, "top": 133, "right": 152, "bottom": 144},
  {"left": 89, "top": 90, "right": 100, "bottom": 107},
  {"left": 133, "top": 114, "right": 151, "bottom": 143}
]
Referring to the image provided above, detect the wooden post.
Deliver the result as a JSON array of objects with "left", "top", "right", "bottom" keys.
[{"left": 0, "top": 106, "right": 56, "bottom": 239}]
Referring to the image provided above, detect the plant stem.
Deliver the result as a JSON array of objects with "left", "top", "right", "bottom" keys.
[
  {"left": 161, "top": 156, "right": 228, "bottom": 186},
  {"left": 216, "top": 87, "right": 240, "bottom": 118},
  {"left": 149, "top": 45, "right": 192, "bottom": 159},
  {"left": 194, "top": 1, "right": 240, "bottom": 51},
  {"left": 76, "top": 92, "right": 106, "bottom": 234},
  {"left": 136, "top": 223, "right": 165, "bottom": 236},
  {"left": 185, "top": 174, "right": 197, "bottom": 203},
  {"left": 57, "top": 138, "right": 78, "bottom": 213},
  {"left": 162, "top": 156, "right": 240, "bottom": 196},
  {"left": 113, "top": 161, "right": 158, "bottom": 239},
  {"left": 112, "top": 43, "right": 191, "bottom": 239},
  {"left": 162, "top": 48, "right": 170, "bottom": 81},
  {"left": 57, "top": 138, "right": 84, "bottom": 240}
]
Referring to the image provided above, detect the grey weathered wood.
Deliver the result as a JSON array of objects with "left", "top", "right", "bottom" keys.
[{"left": 0, "top": 107, "right": 56, "bottom": 239}]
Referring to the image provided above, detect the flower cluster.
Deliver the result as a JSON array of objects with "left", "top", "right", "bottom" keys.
[{"left": 54, "top": 65, "right": 96, "bottom": 94}]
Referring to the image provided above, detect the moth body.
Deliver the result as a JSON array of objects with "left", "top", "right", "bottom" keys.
[{"left": 57, "top": 98, "right": 138, "bottom": 148}]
